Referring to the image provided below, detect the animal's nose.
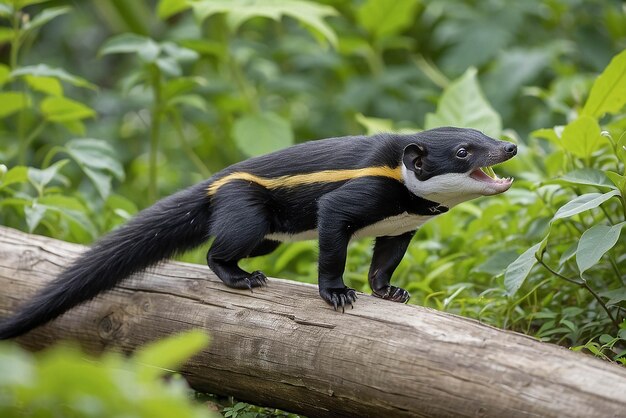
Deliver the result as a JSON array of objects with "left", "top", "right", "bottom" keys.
[{"left": 504, "top": 143, "right": 517, "bottom": 155}]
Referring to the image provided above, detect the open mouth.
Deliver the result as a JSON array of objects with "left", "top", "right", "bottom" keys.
[{"left": 469, "top": 167, "right": 513, "bottom": 192}]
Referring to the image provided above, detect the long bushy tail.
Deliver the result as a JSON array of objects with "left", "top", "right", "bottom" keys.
[{"left": 0, "top": 182, "right": 213, "bottom": 339}]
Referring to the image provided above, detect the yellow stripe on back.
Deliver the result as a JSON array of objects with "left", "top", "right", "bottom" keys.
[{"left": 207, "top": 166, "right": 403, "bottom": 196}]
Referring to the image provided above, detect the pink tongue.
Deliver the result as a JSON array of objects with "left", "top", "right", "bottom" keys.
[{"left": 470, "top": 169, "right": 494, "bottom": 182}]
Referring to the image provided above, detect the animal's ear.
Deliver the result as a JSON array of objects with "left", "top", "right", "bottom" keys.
[{"left": 402, "top": 143, "right": 427, "bottom": 176}]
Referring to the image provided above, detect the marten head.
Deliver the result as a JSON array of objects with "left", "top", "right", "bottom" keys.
[{"left": 401, "top": 127, "right": 517, "bottom": 207}]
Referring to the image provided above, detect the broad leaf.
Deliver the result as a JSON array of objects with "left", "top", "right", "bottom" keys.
[
  {"left": 38, "top": 195, "right": 97, "bottom": 238},
  {"left": 0, "top": 166, "right": 28, "bottom": 190},
  {"left": 504, "top": 243, "right": 541, "bottom": 296},
  {"left": 560, "top": 116, "right": 602, "bottom": 159},
  {"left": 12, "top": 64, "right": 97, "bottom": 90},
  {"left": 24, "top": 204, "right": 46, "bottom": 233},
  {"left": 474, "top": 250, "right": 520, "bottom": 276},
  {"left": 157, "top": 0, "right": 191, "bottom": 19},
  {"left": 560, "top": 169, "right": 616, "bottom": 189},
  {"left": 582, "top": 49, "right": 626, "bottom": 118},
  {"left": 425, "top": 67, "right": 502, "bottom": 137},
  {"left": 24, "top": 75, "right": 63, "bottom": 97},
  {"left": 553, "top": 190, "right": 620, "bottom": 220},
  {"left": 532, "top": 127, "right": 561, "bottom": 146},
  {"left": 134, "top": 330, "right": 209, "bottom": 380},
  {"left": 605, "top": 171, "right": 626, "bottom": 191},
  {"left": 41, "top": 96, "right": 96, "bottom": 122},
  {"left": 28, "top": 160, "right": 69, "bottom": 189},
  {"left": 99, "top": 33, "right": 161, "bottom": 63},
  {"left": 0, "top": 64, "right": 10, "bottom": 86},
  {"left": 232, "top": 112, "right": 293, "bottom": 157},
  {"left": 84, "top": 166, "right": 113, "bottom": 199},
  {"left": 355, "top": 113, "right": 394, "bottom": 135},
  {"left": 0, "top": 92, "right": 31, "bottom": 118},
  {"left": 11, "top": 0, "right": 50, "bottom": 8},
  {"left": 192, "top": 0, "right": 338, "bottom": 48},
  {"left": 65, "top": 138, "right": 124, "bottom": 180},
  {"left": 576, "top": 222, "right": 625, "bottom": 275},
  {"left": 23, "top": 6, "right": 71, "bottom": 32},
  {"left": 357, "top": 0, "right": 420, "bottom": 39}
]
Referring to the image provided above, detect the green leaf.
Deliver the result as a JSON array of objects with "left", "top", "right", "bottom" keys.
[
  {"left": 576, "top": 222, "right": 625, "bottom": 275},
  {"left": 0, "top": 63, "right": 10, "bottom": 86},
  {"left": 156, "top": 57, "right": 182, "bottom": 77},
  {"left": 192, "top": 0, "right": 338, "bottom": 48},
  {"left": 232, "top": 112, "right": 294, "bottom": 157},
  {"left": 23, "top": 6, "right": 70, "bottom": 32},
  {"left": 474, "top": 249, "right": 520, "bottom": 275},
  {"left": 161, "top": 41, "right": 198, "bottom": 62},
  {"left": 0, "top": 165, "right": 28, "bottom": 190},
  {"left": 65, "top": 138, "right": 124, "bottom": 180},
  {"left": 24, "top": 75, "right": 63, "bottom": 96},
  {"left": 99, "top": 33, "right": 161, "bottom": 62},
  {"left": 38, "top": 195, "right": 97, "bottom": 238},
  {"left": 582, "top": 49, "right": 626, "bottom": 118},
  {"left": 62, "top": 138, "right": 124, "bottom": 199},
  {"left": 24, "top": 203, "right": 46, "bottom": 232},
  {"left": 0, "top": 92, "right": 31, "bottom": 118},
  {"left": 82, "top": 166, "right": 112, "bottom": 199},
  {"left": 41, "top": 96, "right": 96, "bottom": 122},
  {"left": 157, "top": 0, "right": 191, "bottom": 19},
  {"left": 12, "top": 64, "right": 97, "bottom": 90},
  {"left": 599, "top": 288, "right": 626, "bottom": 307},
  {"left": 560, "top": 116, "right": 602, "bottom": 159},
  {"left": 134, "top": 330, "right": 209, "bottom": 380},
  {"left": 0, "top": 4, "right": 13, "bottom": 17},
  {"left": 168, "top": 94, "right": 208, "bottom": 112},
  {"left": 425, "top": 67, "right": 502, "bottom": 137},
  {"left": 560, "top": 169, "right": 616, "bottom": 189},
  {"left": 606, "top": 171, "right": 626, "bottom": 191},
  {"left": 28, "top": 160, "right": 69, "bottom": 189},
  {"left": 553, "top": 190, "right": 620, "bottom": 220},
  {"left": 12, "top": 0, "right": 50, "bottom": 9},
  {"left": 355, "top": 113, "right": 394, "bottom": 135},
  {"left": 357, "top": 0, "right": 420, "bottom": 39},
  {"left": 532, "top": 127, "right": 561, "bottom": 146},
  {"left": 504, "top": 243, "right": 541, "bottom": 296},
  {"left": 0, "top": 27, "right": 12, "bottom": 44}
]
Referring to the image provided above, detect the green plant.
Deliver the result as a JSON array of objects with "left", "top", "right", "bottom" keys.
[
  {"left": 0, "top": 330, "right": 214, "bottom": 418},
  {"left": 504, "top": 49, "right": 626, "bottom": 336}
]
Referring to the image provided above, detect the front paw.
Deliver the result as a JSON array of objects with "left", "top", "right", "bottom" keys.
[
  {"left": 319, "top": 287, "right": 357, "bottom": 312},
  {"left": 372, "top": 285, "right": 410, "bottom": 303}
]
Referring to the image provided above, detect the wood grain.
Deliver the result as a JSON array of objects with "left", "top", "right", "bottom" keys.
[{"left": 1, "top": 226, "right": 625, "bottom": 417}]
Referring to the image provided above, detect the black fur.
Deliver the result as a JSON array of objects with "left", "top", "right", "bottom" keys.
[{"left": 0, "top": 127, "right": 516, "bottom": 338}]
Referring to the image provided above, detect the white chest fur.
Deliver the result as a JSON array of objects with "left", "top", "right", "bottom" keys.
[
  {"left": 265, "top": 212, "right": 436, "bottom": 243},
  {"left": 352, "top": 212, "right": 435, "bottom": 239}
]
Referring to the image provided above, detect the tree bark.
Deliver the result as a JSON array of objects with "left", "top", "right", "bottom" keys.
[{"left": 0, "top": 225, "right": 625, "bottom": 418}]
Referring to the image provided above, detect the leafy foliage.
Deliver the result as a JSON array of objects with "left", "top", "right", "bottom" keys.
[
  {"left": 0, "top": 330, "right": 215, "bottom": 418},
  {"left": 0, "top": 0, "right": 625, "bottom": 410}
]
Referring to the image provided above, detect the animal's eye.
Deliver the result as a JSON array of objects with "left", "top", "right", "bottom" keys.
[{"left": 456, "top": 148, "right": 468, "bottom": 158}]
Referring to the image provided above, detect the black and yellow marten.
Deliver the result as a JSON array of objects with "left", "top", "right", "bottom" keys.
[{"left": 0, "top": 127, "right": 517, "bottom": 339}]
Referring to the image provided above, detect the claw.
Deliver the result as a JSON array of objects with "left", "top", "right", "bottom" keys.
[
  {"left": 332, "top": 294, "right": 338, "bottom": 311},
  {"left": 339, "top": 294, "right": 346, "bottom": 313}
]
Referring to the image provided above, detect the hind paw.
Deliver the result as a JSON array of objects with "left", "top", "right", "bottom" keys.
[
  {"left": 230, "top": 271, "right": 268, "bottom": 291},
  {"left": 372, "top": 285, "right": 410, "bottom": 303}
]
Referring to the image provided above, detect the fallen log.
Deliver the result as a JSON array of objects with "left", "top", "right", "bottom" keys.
[{"left": 0, "top": 225, "right": 625, "bottom": 417}]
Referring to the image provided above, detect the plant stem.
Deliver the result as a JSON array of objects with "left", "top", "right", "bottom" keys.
[
  {"left": 149, "top": 64, "right": 163, "bottom": 202},
  {"left": 535, "top": 255, "right": 620, "bottom": 330},
  {"left": 10, "top": 8, "right": 20, "bottom": 69},
  {"left": 170, "top": 111, "right": 211, "bottom": 178}
]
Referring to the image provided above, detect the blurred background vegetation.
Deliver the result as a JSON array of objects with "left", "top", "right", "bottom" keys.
[{"left": 1, "top": 0, "right": 626, "bottom": 415}]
